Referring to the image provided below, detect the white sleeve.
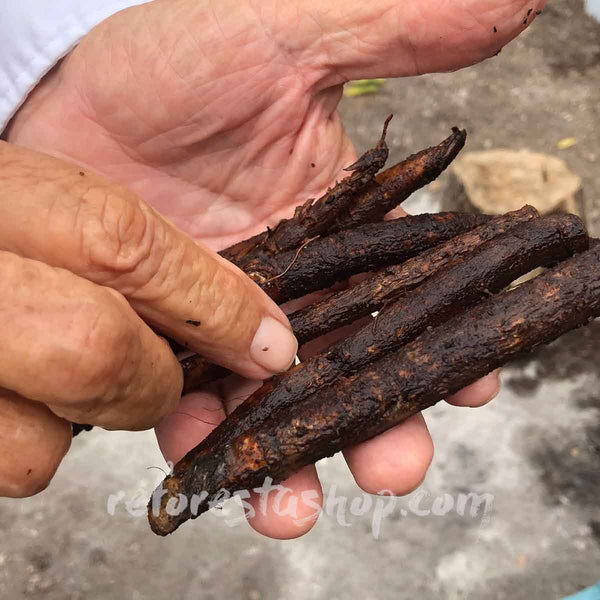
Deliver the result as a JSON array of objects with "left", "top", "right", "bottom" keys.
[{"left": 0, "top": 0, "right": 150, "bottom": 132}]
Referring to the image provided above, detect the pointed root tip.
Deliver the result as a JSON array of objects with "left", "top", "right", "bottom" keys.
[
  {"left": 148, "top": 516, "right": 172, "bottom": 537},
  {"left": 440, "top": 127, "right": 467, "bottom": 164},
  {"left": 344, "top": 115, "right": 394, "bottom": 172},
  {"left": 448, "top": 126, "right": 467, "bottom": 144},
  {"left": 378, "top": 114, "right": 394, "bottom": 145}
]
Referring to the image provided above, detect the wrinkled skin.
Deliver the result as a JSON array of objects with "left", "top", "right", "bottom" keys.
[{"left": 4, "top": 0, "right": 544, "bottom": 538}]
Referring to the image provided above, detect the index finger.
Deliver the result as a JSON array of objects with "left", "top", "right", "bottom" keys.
[{"left": 0, "top": 142, "right": 297, "bottom": 380}]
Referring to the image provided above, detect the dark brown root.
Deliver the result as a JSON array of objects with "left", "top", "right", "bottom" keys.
[
  {"left": 289, "top": 205, "right": 538, "bottom": 345},
  {"left": 335, "top": 127, "right": 467, "bottom": 229},
  {"left": 181, "top": 212, "right": 492, "bottom": 391},
  {"left": 243, "top": 212, "right": 491, "bottom": 304},
  {"left": 149, "top": 214, "right": 591, "bottom": 535},
  {"left": 227, "top": 239, "right": 600, "bottom": 490},
  {"left": 219, "top": 116, "right": 392, "bottom": 266},
  {"left": 186, "top": 212, "right": 587, "bottom": 462}
]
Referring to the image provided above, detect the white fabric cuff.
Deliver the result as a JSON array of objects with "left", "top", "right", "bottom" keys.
[{"left": 0, "top": 0, "right": 149, "bottom": 133}]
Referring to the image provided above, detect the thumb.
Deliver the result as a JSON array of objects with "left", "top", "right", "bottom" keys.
[
  {"left": 290, "top": 0, "right": 546, "bottom": 82},
  {"left": 0, "top": 142, "right": 297, "bottom": 380}
]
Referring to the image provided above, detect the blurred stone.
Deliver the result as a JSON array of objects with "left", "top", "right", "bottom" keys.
[{"left": 442, "top": 150, "right": 585, "bottom": 223}]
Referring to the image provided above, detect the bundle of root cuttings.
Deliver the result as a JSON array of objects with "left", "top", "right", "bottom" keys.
[
  {"left": 180, "top": 121, "right": 471, "bottom": 391},
  {"left": 64, "top": 118, "right": 598, "bottom": 538},
  {"left": 149, "top": 211, "right": 599, "bottom": 536}
]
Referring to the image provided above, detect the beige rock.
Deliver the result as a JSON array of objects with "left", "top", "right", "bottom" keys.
[{"left": 445, "top": 150, "right": 584, "bottom": 219}]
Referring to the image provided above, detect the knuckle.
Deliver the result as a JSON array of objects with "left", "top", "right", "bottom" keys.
[
  {"left": 57, "top": 293, "right": 136, "bottom": 402},
  {"left": 0, "top": 250, "right": 39, "bottom": 293},
  {"left": 79, "top": 187, "right": 162, "bottom": 285},
  {"left": 73, "top": 351, "right": 181, "bottom": 431}
]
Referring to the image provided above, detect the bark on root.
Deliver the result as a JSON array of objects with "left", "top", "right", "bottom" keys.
[
  {"left": 289, "top": 205, "right": 538, "bottom": 344},
  {"left": 230, "top": 241, "right": 600, "bottom": 487},
  {"left": 181, "top": 212, "right": 492, "bottom": 391},
  {"left": 220, "top": 124, "right": 466, "bottom": 268},
  {"left": 148, "top": 215, "right": 592, "bottom": 535},
  {"left": 336, "top": 127, "right": 467, "bottom": 229},
  {"left": 243, "top": 212, "right": 490, "bottom": 304},
  {"left": 220, "top": 116, "right": 392, "bottom": 266}
]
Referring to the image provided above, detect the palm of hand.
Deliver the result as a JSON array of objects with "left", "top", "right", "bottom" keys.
[
  {"left": 5, "top": 0, "right": 542, "bottom": 538},
  {"left": 8, "top": 1, "right": 358, "bottom": 249},
  {"left": 6, "top": 0, "right": 540, "bottom": 245}
]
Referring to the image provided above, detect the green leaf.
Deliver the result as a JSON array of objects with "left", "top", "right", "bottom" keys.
[{"left": 343, "top": 79, "right": 387, "bottom": 98}]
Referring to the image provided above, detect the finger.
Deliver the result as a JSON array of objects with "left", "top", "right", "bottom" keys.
[
  {"left": 155, "top": 376, "right": 255, "bottom": 471},
  {"left": 245, "top": 465, "right": 323, "bottom": 539},
  {"left": 384, "top": 206, "right": 409, "bottom": 221},
  {"left": 344, "top": 413, "right": 434, "bottom": 496},
  {"left": 0, "top": 389, "right": 71, "bottom": 498},
  {"left": 155, "top": 391, "right": 226, "bottom": 463},
  {"left": 298, "top": 0, "right": 546, "bottom": 83},
  {"left": 446, "top": 369, "right": 501, "bottom": 407},
  {"left": 0, "top": 142, "right": 297, "bottom": 381},
  {"left": 0, "top": 250, "right": 182, "bottom": 429}
]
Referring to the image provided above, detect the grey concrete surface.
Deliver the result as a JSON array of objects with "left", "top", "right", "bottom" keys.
[{"left": 1, "top": 1, "right": 599, "bottom": 598}]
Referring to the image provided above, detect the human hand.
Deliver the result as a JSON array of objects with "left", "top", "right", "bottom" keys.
[
  {"left": 4, "top": 0, "right": 543, "bottom": 536},
  {"left": 0, "top": 142, "right": 296, "bottom": 497}
]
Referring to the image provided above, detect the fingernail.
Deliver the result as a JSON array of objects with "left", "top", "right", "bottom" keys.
[{"left": 251, "top": 317, "right": 298, "bottom": 373}]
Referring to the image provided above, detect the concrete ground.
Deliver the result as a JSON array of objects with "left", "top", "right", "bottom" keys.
[{"left": 1, "top": 0, "right": 599, "bottom": 598}]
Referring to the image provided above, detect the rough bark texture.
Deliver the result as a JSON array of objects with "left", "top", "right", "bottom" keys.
[
  {"left": 336, "top": 127, "right": 467, "bottom": 229},
  {"left": 243, "top": 212, "right": 491, "bottom": 304},
  {"left": 181, "top": 207, "right": 531, "bottom": 391},
  {"left": 219, "top": 117, "right": 391, "bottom": 266},
  {"left": 235, "top": 242, "right": 600, "bottom": 482},
  {"left": 289, "top": 205, "right": 538, "bottom": 345},
  {"left": 182, "top": 212, "right": 586, "bottom": 461},
  {"left": 219, "top": 121, "right": 467, "bottom": 269},
  {"left": 148, "top": 218, "right": 595, "bottom": 536},
  {"left": 181, "top": 212, "right": 492, "bottom": 391}
]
